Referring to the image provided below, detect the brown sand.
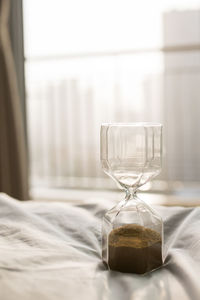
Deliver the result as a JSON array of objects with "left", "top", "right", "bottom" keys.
[{"left": 108, "top": 224, "right": 162, "bottom": 274}]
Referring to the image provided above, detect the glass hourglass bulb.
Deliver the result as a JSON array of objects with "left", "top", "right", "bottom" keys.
[{"left": 101, "top": 123, "right": 163, "bottom": 274}]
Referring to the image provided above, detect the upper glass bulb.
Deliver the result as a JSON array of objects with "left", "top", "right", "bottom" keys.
[{"left": 101, "top": 122, "right": 162, "bottom": 191}]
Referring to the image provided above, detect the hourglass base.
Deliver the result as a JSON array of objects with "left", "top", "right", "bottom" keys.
[{"left": 102, "top": 195, "right": 164, "bottom": 274}]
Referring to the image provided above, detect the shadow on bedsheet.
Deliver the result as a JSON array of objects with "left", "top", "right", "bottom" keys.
[{"left": 95, "top": 249, "right": 199, "bottom": 300}]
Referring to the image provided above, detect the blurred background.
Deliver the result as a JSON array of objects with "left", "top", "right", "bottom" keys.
[{"left": 3, "top": 0, "right": 199, "bottom": 200}]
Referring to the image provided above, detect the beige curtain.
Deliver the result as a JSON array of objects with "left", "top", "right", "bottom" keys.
[{"left": 0, "top": 0, "right": 29, "bottom": 200}]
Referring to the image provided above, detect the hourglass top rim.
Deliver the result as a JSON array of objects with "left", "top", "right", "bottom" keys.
[{"left": 101, "top": 122, "right": 162, "bottom": 127}]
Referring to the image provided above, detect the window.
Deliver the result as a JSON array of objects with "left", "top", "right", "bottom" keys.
[{"left": 23, "top": 0, "right": 200, "bottom": 191}]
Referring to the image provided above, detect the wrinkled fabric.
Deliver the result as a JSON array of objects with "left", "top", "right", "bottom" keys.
[{"left": 0, "top": 193, "right": 199, "bottom": 300}]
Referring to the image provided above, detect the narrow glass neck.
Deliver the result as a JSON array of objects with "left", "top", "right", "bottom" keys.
[{"left": 125, "top": 187, "right": 137, "bottom": 201}]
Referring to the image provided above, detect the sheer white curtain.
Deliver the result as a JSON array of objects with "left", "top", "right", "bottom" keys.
[{"left": 24, "top": 1, "right": 200, "bottom": 190}]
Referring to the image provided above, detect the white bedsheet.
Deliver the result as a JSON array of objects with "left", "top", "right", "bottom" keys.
[{"left": 0, "top": 193, "right": 199, "bottom": 300}]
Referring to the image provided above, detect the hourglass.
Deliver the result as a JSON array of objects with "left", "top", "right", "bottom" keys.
[{"left": 101, "top": 123, "right": 163, "bottom": 274}]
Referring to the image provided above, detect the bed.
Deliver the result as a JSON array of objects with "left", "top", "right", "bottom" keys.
[{"left": 0, "top": 193, "right": 199, "bottom": 300}]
